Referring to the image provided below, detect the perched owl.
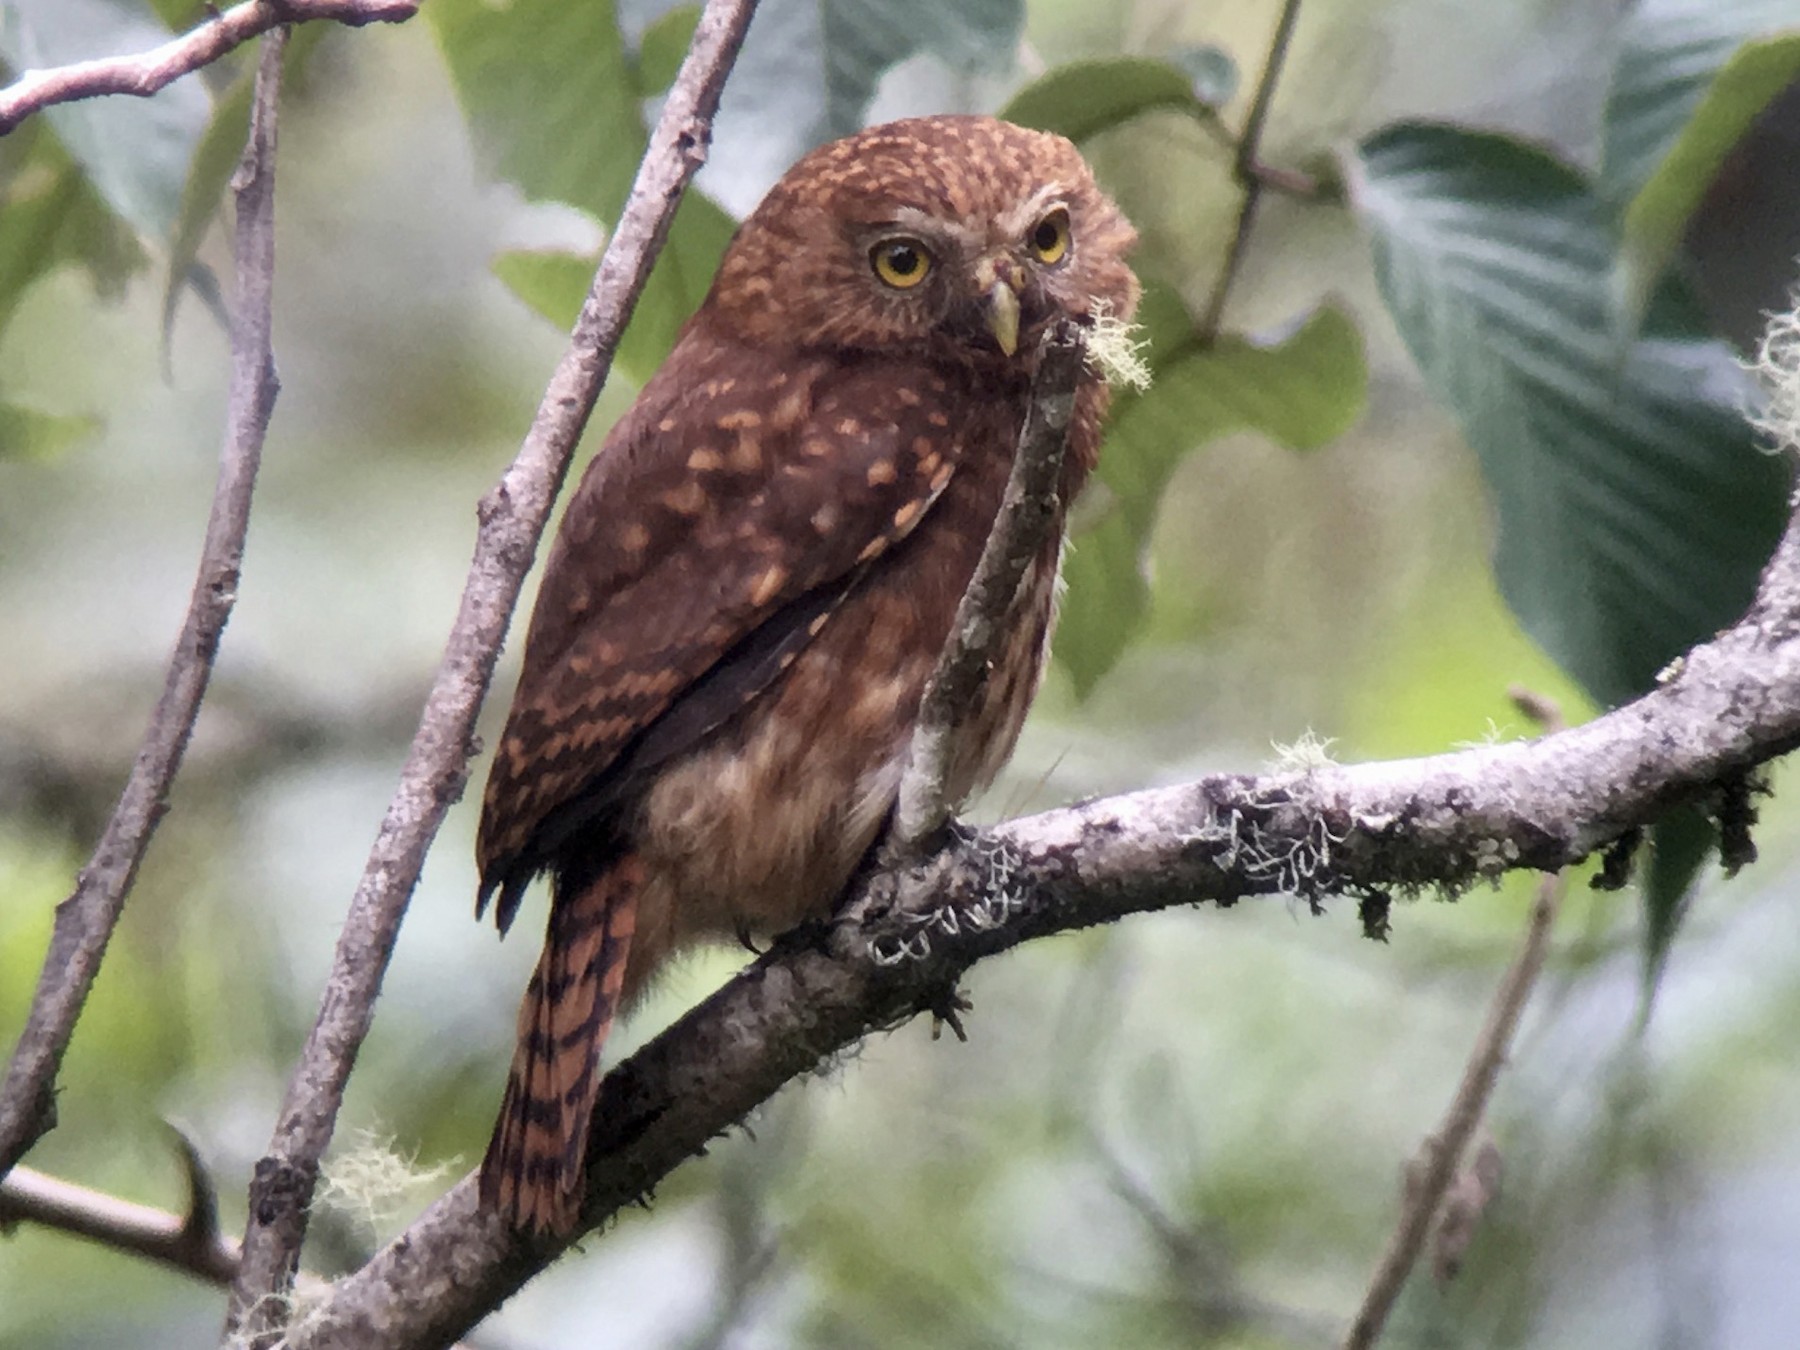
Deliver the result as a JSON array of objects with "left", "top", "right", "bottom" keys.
[{"left": 477, "top": 114, "right": 1139, "bottom": 1233}]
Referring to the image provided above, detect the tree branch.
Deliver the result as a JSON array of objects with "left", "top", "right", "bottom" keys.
[
  {"left": 0, "top": 0, "right": 418, "bottom": 136},
  {"left": 1199, "top": 0, "right": 1305, "bottom": 342},
  {"left": 274, "top": 486, "right": 1800, "bottom": 1349},
  {"left": 0, "top": 1143, "right": 235, "bottom": 1287},
  {"left": 0, "top": 1157, "right": 485, "bottom": 1350},
  {"left": 221, "top": 1, "right": 762, "bottom": 1340},
  {"left": 1342, "top": 866, "right": 1563, "bottom": 1350},
  {"left": 0, "top": 26, "right": 285, "bottom": 1183},
  {"left": 891, "top": 320, "right": 1086, "bottom": 850}
]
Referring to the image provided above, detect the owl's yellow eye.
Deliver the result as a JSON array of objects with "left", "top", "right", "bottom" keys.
[
  {"left": 870, "top": 238, "right": 932, "bottom": 289},
  {"left": 1029, "top": 209, "right": 1071, "bottom": 265}
]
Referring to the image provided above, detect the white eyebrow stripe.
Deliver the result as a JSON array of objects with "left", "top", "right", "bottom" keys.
[
  {"left": 999, "top": 184, "right": 1070, "bottom": 237},
  {"left": 883, "top": 207, "right": 982, "bottom": 250}
]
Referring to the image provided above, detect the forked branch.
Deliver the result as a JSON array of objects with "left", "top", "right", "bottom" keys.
[{"left": 0, "top": 0, "right": 418, "bottom": 135}]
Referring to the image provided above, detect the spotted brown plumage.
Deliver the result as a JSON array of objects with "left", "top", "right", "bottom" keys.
[{"left": 478, "top": 114, "right": 1138, "bottom": 1234}]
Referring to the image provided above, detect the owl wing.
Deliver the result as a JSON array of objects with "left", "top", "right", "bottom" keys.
[{"left": 477, "top": 341, "right": 966, "bottom": 928}]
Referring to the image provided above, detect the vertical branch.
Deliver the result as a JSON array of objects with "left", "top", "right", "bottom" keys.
[
  {"left": 1342, "top": 878, "right": 1565, "bottom": 1348},
  {"left": 1198, "top": 0, "right": 1304, "bottom": 342},
  {"left": 221, "top": 1, "right": 762, "bottom": 1341},
  {"left": 889, "top": 321, "right": 1088, "bottom": 851},
  {"left": 0, "top": 29, "right": 285, "bottom": 1180}
]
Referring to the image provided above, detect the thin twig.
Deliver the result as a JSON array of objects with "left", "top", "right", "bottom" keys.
[
  {"left": 0, "top": 1162, "right": 482, "bottom": 1350},
  {"left": 221, "top": 1, "right": 761, "bottom": 1341},
  {"left": 1341, "top": 689, "right": 1569, "bottom": 1348},
  {"left": 1198, "top": 0, "right": 1304, "bottom": 342},
  {"left": 1094, "top": 1142, "right": 1331, "bottom": 1345},
  {"left": 0, "top": 30, "right": 285, "bottom": 1183},
  {"left": 0, "top": 1158, "right": 237, "bottom": 1287},
  {"left": 890, "top": 320, "right": 1088, "bottom": 850},
  {"left": 0, "top": 0, "right": 417, "bottom": 135},
  {"left": 1342, "top": 882, "right": 1564, "bottom": 1346}
]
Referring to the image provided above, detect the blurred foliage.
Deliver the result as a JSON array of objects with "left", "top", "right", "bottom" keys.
[
  {"left": 1614, "top": 29, "right": 1800, "bottom": 330},
  {"left": 4, "top": 0, "right": 1800, "bottom": 1348},
  {"left": 1353, "top": 117, "right": 1787, "bottom": 940},
  {"left": 1058, "top": 290, "right": 1366, "bottom": 697},
  {"left": 1353, "top": 124, "right": 1785, "bottom": 714},
  {"left": 1002, "top": 54, "right": 1237, "bottom": 140},
  {"left": 429, "top": 0, "right": 739, "bottom": 383}
]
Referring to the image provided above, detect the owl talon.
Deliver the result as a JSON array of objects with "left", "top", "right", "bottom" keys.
[
  {"left": 926, "top": 984, "right": 974, "bottom": 1041},
  {"left": 917, "top": 813, "right": 980, "bottom": 859}
]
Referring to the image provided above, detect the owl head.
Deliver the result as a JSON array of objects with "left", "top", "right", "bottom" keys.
[{"left": 708, "top": 115, "right": 1139, "bottom": 368}]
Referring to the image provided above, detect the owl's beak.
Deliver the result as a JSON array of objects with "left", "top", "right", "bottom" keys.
[
  {"left": 973, "top": 255, "right": 1022, "bottom": 357},
  {"left": 983, "top": 281, "right": 1021, "bottom": 357}
]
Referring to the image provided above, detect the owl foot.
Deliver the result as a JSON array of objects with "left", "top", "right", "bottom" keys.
[{"left": 924, "top": 983, "right": 973, "bottom": 1041}]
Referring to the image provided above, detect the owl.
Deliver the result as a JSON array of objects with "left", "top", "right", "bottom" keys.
[{"left": 476, "top": 114, "right": 1139, "bottom": 1233}]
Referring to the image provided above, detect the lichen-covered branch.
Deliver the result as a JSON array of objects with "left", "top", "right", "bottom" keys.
[
  {"left": 221, "top": 1, "right": 763, "bottom": 1341},
  {"left": 0, "top": 0, "right": 418, "bottom": 136},
  {"left": 0, "top": 26, "right": 285, "bottom": 1184},
  {"left": 278, "top": 488, "right": 1800, "bottom": 1350}
]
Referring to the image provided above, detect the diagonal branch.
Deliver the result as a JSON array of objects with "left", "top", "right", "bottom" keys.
[
  {"left": 0, "top": 25, "right": 285, "bottom": 1184},
  {"left": 891, "top": 320, "right": 1087, "bottom": 850},
  {"left": 275, "top": 481, "right": 1800, "bottom": 1350},
  {"left": 1199, "top": 0, "right": 1306, "bottom": 342},
  {"left": 221, "top": 1, "right": 763, "bottom": 1341},
  {"left": 0, "top": 0, "right": 418, "bottom": 136}
]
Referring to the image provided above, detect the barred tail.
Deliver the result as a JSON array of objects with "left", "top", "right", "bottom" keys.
[{"left": 480, "top": 855, "right": 641, "bottom": 1234}]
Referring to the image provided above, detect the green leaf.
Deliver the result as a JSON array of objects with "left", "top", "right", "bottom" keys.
[
  {"left": 1643, "top": 805, "right": 1714, "bottom": 990},
  {"left": 1613, "top": 31, "right": 1800, "bottom": 330},
  {"left": 0, "top": 0, "right": 211, "bottom": 241},
  {"left": 160, "top": 73, "right": 250, "bottom": 344},
  {"left": 1601, "top": 0, "right": 1799, "bottom": 207},
  {"left": 0, "top": 400, "right": 98, "bottom": 460},
  {"left": 493, "top": 189, "right": 732, "bottom": 381},
  {"left": 636, "top": 4, "right": 701, "bottom": 96},
  {"left": 492, "top": 249, "right": 596, "bottom": 333},
  {"left": 818, "top": 0, "right": 1021, "bottom": 134},
  {"left": 430, "top": 0, "right": 735, "bottom": 379},
  {"left": 1166, "top": 44, "right": 1240, "bottom": 110},
  {"left": 430, "top": 0, "right": 641, "bottom": 221},
  {"left": 0, "top": 125, "right": 147, "bottom": 337},
  {"left": 1056, "top": 292, "right": 1368, "bottom": 697},
  {"left": 1002, "top": 57, "right": 1217, "bottom": 143},
  {"left": 145, "top": 0, "right": 201, "bottom": 28},
  {"left": 1351, "top": 122, "right": 1789, "bottom": 713},
  {"left": 159, "top": 26, "right": 328, "bottom": 344}
]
